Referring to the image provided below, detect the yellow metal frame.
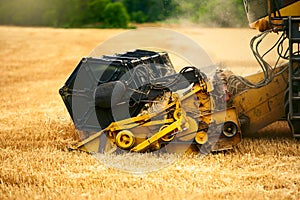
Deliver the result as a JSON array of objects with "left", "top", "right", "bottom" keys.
[
  {"left": 73, "top": 83, "right": 206, "bottom": 153},
  {"left": 72, "top": 79, "right": 242, "bottom": 154},
  {"left": 74, "top": 93, "right": 185, "bottom": 152}
]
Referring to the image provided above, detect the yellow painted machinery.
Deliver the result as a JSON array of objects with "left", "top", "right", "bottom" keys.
[
  {"left": 60, "top": 50, "right": 242, "bottom": 154},
  {"left": 235, "top": 0, "right": 300, "bottom": 136},
  {"left": 60, "top": 0, "right": 300, "bottom": 155}
]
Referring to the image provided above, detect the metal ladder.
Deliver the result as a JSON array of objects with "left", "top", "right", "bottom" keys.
[{"left": 287, "top": 17, "right": 300, "bottom": 138}]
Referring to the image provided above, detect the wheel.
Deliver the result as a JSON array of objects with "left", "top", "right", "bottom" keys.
[
  {"left": 115, "top": 130, "right": 135, "bottom": 150},
  {"left": 195, "top": 131, "right": 208, "bottom": 145},
  {"left": 222, "top": 121, "right": 238, "bottom": 138},
  {"left": 160, "top": 125, "right": 175, "bottom": 142}
]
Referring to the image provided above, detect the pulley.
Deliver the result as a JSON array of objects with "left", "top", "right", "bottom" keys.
[
  {"left": 115, "top": 130, "right": 135, "bottom": 149},
  {"left": 160, "top": 125, "right": 175, "bottom": 142},
  {"left": 222, "top": 121, "right": 238, "bottom": 138},
  {"left": 195, "top": 131, "right": 208, "bottom": 144}
]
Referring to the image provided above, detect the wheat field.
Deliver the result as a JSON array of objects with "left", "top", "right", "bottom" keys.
[{"left": 0, "top": 26, "right": 299, "bottom": 200}]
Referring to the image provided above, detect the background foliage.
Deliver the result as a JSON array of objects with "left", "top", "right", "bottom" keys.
[{"left": 0, "top": 0, "right": 247, "bottom": 28}]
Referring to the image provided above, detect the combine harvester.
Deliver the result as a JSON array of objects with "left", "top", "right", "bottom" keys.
[{"left": 59, "top": 0, "right": 300, "bottom": 154}]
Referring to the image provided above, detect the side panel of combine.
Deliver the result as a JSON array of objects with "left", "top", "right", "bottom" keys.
[{"left": 230, "top": 64, "right": 289, "bottom": 135}]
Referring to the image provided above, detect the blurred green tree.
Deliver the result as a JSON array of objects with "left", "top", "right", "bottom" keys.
[
  {"left": 122, "top": 0, "right": 180, "bottom": 23},
  {"left": 103, "top": 2, "right": 130, "bottom": 28},
  {"left": 87, "top": 0, "right": 110, "bottom": 21}
]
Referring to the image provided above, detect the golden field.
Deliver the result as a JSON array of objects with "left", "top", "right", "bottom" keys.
[{"left": 0, "top": 26, "right": 299, "bottom": 199}]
